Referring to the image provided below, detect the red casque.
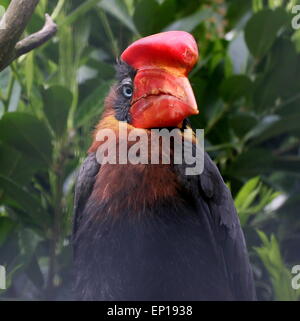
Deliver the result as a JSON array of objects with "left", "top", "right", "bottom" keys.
[{"left": 121, "top": 31, "right": 199, "bottom": 129}]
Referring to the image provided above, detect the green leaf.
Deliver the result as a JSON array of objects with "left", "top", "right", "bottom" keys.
[
  {"left": 257, "top": 229, "right": 269, "bottom": 246},
  {"left": 254, "top": 231, "right": 300, "bottom": 301},
  {"left": 235, "top": 177, "right": 261, "bottom": 226},
  {"left": 229, "top": 112, "right": 258, "bottom": 138},
  {"left": 0, "top": 143, "right": 38, "bottom": 184},
  {"left": 235, "top": 176, "right": 260, "bottom": 210},
  {"left": 75, "top": 81, "right": 112, "bottom": 128},
  {"left": 272, "top": 157, "right": 300, "bottom": 175},
  {"left": 60, "top": 0, "right": 101, "bottom": 27},
  {"left": 292, "top": 29, "right": 300, "bottom": 53},
  {"left": 25, "top": 52, "right": 34, "bottom": 97},
  {"left": 19, "top": 228, "right": 42, "bottom": 259},
  {"left": 0, "top": 217, "right": 16, "bottom": 246},
  {"left": 249, "top": 114, "right": 300, "bottom": 146},
  {"left": 74, "top": 18, "right": 92, "bottom": 63},
  {"left": 245, "top": 8, "right": 289, "bottom": 57},
  {"left": 0, "top": 66, "right": 10, "bottom": 93},
  {"left": 0, "top": 175, "right": 49, "bottom": 228},
  {"left": 227, "top": 32, "right": 249, "bottom": 75},
  {"left": 253, "top": 39, "right": 300, "bottom": 111},
  {"left": 8, "top": 81, "right": 21, "bottom": 112},
  {"left": 220, "top": 75, "right": 253, "bottom": 102},
  {"left": 0, "top": 0, "right": 9, "bottom": 9},
  {"left": 245, "top": 115, "right": 280, "bottom": 142},
  {"left": 133, "top": 0, "right": 159, "bottom": 35},
  {"left": 58, "top": 23, "right": 75, "bottom": 90},
  {"left": 164, "top": 8, "right": 213, "bottom": 32},
  {"left": 42, "top": 86, "right": 73, "bottom": 137},
  {"left": 227, "top": 1, "right": 252, "bottom": 30},
  {"left": 99, "top": 0, "right": 139, "bottom": 35},
  {"left": 26, "top": 254, "right": 44, "bottom": 289},
  {"left": 133, "top": 0, "right": 176, "bottom": 35},
  {"left": 154, "top": 0, "right": 177, "bottom": 32},
  {"left": 87, "top": 59, "right": 115, "bottom": 80},
  {"left": 235, "top": 177, "right": 280, "bottom": 226},
  {"left": 0, "top": 112, "right": 53, "bottom": 167},
  {"left": 225, "top": 148, "right": 275, "bottom": 177}
]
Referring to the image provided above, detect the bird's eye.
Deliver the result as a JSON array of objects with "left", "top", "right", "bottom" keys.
[{"left": 122, "top": 85, "right": 133, "bottom": 98}]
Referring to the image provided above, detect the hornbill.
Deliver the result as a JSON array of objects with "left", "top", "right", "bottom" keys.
[{"left": 73, "top": 31, "right": 256, "bottom": 301}]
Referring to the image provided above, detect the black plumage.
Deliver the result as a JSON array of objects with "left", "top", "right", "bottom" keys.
[{"left": 72, "top": 63, "right": 256, "bottom": 301}]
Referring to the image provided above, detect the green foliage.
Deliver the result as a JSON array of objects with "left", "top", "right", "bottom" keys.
[
  {"left": 255, "top": 231, "right": 300, "bottom": 301},
  {"left": 42, "top": 86, "right": 73, "bottom": 137},
  {"left": 0, "top": 0, "right": 300, "bottom": 300},
  {"left": 0, "top": 112, "right": 53, "bottom": 167},
  {"left": 234, "top": 177, "right": 279, "bottom": 227},
  {"left": 245, "top": 8, "right": 289, "bottom": 58},
  {"left": 220, "top": 75, "right": 253, "bottom": 103}
]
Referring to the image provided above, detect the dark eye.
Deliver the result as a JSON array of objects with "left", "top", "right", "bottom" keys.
[{"left": 122, "top": 85, "right": 133, "bottom": 98}]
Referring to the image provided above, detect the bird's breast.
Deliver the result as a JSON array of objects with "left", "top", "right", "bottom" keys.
[
  {"left": 75, "top": 192, "right": 232, "bottom": 301},
  {"left": 89, "top": 162, "right": 183, "bottom": 219}
]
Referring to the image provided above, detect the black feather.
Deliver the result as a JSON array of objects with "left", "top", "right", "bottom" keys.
[
  {"left": 73, "top": 149, "right": 256, "bottom": 300},
  {"left": 73, "top": 153, "right": 100, "bottom": 253},
  {"left": 115, "top": 60, "right": 136, "bottom": 82}
]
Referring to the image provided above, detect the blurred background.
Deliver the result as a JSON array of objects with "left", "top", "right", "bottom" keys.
[{"left": 0, "top": 0, "right": 300, "bottom": 300}]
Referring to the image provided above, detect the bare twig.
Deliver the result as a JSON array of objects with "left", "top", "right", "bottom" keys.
[{"left": 0, "top": 0, "right": 57, "bottom": 71}]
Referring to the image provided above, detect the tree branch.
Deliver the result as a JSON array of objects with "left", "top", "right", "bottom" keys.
[
  {"left": 0, "top": 0, "right": 57, "bottom": 71},
  {"left": 15, "top": 14, "right": 57, "bottom": 56}
]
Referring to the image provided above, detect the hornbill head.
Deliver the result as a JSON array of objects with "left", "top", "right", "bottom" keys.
[{"left": 106, "top": 31, "right": 199, "bottom": 129}]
